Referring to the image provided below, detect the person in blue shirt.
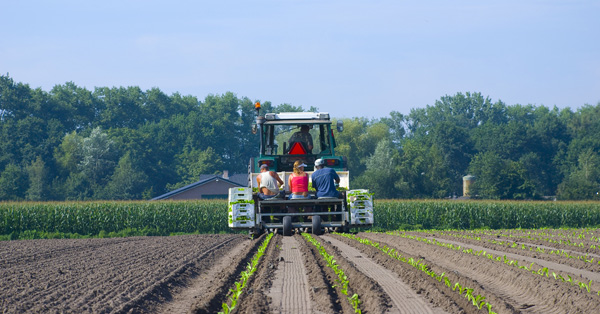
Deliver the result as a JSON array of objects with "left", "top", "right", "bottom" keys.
[{"left": 311, "top": 158, "right": 340, "bottom": 198}]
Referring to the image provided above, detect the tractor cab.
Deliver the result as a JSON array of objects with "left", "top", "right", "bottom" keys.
[{"left": 251, "top": 111, "right": 346, "bottom": 173}]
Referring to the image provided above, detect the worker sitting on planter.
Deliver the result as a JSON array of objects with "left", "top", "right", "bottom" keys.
[
  {"left": 311, "top": 158, "right": 340, "bottom": 199},
  {"left": 256, "top": 164, "right": 285, "bottom": 199}
]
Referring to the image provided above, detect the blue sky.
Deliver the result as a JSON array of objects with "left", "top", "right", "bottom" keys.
[{"left": 2, "top": 0, "right": 599, "bottom": 118}]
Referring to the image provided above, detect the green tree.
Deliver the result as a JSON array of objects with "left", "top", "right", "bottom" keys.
[
  {"left": 79, "top": 127, "right": 117, "bottom": 187},
  {"left": 379, "top": 111, "right": 405, "bottom": 147},
  {"left": 167, "top": 146, "right": 223, "bottom": 190},
  {"left": 468, "top": 152, "right": 536, "bottom": 199},
  {"left": 355, "top": 139, "right": 399, "bottom": 198},
  {"left": 94, "top": 86, "right": 145, "bottom": 129},
  {"left": 557, "top": 149, "right": 600, "bottom": 200},
  {"left": 103, "top": 152, "right": 149, "bottom": 200},
  {"left": 334, "top": 118, "right": 390, "bottom": 185},
  {"left": 0, "top": 163, "right": 28, "bottom": 200},
  {"left": 48, "top": 82, "right": 96, "bottom": 131},
  {"left": 62, "top": 172, "right": 92, "bottom": 200},
  {"left": 395, "top": 139, "right": 451, "bottom": 198},
  {"left": 55, "top": 131, "right": 84, "bottom": 173},
  {"left": 26, "top": 156, "right": 50, "bottom": 201}
]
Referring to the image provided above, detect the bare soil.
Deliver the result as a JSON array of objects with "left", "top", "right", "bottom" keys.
[{"left": 3, "top": 228, "right": 600, "bottom": 313}]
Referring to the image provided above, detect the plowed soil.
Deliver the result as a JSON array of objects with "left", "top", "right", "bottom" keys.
[{"left": 3, "top": 228, "right": 600, "bottom": 313}]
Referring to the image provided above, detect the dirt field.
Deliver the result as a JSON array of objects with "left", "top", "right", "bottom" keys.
[{"left": 2, "top": 228, "right": 600, "bottom": 313}]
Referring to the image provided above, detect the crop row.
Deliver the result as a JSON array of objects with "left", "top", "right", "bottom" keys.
[
  {"left": 437, "top": 231, "right": 600, "bottom": 266},
  {"left": 450, "top": 227, "right": 600, "bottom": 243},
  {"left": 303, "top": 233, "right": 362, "bottom": 313},
  {"left": 384, "top": 231, "right": 599, "bottom": 295},
  {"left": 442, "top": 229, "right": 600, "bottom": 253},
  {"left": 219, "top": 233, "right": 274, "bottom": 314},
  {"left": 337, "top": 232, "right": 498, "bottom": 313}
]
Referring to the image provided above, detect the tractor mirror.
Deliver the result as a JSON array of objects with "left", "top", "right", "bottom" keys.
[{"left": 336, "top": 120, "right": 344, "bottom": 132}]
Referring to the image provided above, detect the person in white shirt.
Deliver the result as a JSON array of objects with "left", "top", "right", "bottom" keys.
[{"left": 256, "top": 164, "right": 284, "bottom": 199}]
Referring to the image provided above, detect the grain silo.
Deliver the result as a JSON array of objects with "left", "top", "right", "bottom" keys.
[{"left": 463, "top": 175, "right": 475, "bottom": 197}]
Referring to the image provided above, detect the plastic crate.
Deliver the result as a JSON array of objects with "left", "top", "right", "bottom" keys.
[
  {"left": 347, "top": 189, "right": 372, "bottom": 203},
  {"left": 351, "top": 212, "right": 373, "bottom": 225},
  {"left": 351, "top": 209, "right": 373, "bottom": 225},
  {"left": 351, "top": 209, "right": 373, "bottom": 218},
  {"left": 229, "top": 203, "right": 255, "bottom": 217},
  {"left": 228, "top": 212, "right": 255, "bottom": 228},
  {"left": 229, "top": 220, "right": 256, "bottom": 228},
  {"left": 228, "top": 187, "right": 253, "bottom": 202},
  {"left": 349, "top": 200, "right": 373, "bottom": 210},
  {"left": 350, "top": 207, "right": 373, "bottom": 216}
]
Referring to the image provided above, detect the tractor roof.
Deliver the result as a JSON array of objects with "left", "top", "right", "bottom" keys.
[{"left": 263, "top": 112, "right": 331, "bottom": 125}]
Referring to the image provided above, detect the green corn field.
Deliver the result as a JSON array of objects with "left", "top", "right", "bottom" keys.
[
  {"left": 0, "top": 200, "right": 229, "bottom": 239},
  {"left": 374, "top": 200, "right": 600, "bottom": 230},
  {"left": 2, "top": 200, "right": 600, "bottom": 240}
]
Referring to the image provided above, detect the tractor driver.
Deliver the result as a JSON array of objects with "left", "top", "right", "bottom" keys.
[{"left": 288, "top": 125, "right": 313, "bottom": 154}]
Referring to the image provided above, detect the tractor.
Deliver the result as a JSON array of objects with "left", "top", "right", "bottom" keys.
[{"left": 228, "top": 102, "right": 373, "bottom": 236}]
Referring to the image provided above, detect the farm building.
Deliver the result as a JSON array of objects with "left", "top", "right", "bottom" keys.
[{"left": 151, "top": 171, "right": 248, "bottom": 200}]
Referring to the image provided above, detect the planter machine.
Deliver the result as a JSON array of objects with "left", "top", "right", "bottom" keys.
[{"left": 228, "top": 102, "right": 373, "bottom": 236}]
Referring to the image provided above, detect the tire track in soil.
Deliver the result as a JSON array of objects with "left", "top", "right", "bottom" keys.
[
  {"left": 362, "top": 232, "right": 600, "bottom": 314},
  {"left": 322, "top": 235, "right": 449, "bottom": 314},
  {"left": 268, "top": 236, "right": 314, "bottom": 314},
  {"left": 154, "top": 238, "right": 250, "bottom": 314}
]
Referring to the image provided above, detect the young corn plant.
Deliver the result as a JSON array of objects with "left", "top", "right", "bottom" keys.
[
  {"left": 219, "top": 233, "right": 274, "bottom": 314},
  {"left": 386, "top": 230, "right": 598, "bottom": 295},
  {"left": 337, "top": 232, "right": 498, "bottom": 314},
  {"left": 302, "top": 233, "right": 362, "bottom": 314}
]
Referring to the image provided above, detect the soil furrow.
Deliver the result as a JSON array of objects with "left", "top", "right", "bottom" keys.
[
  {"left": 330, "top": 234, "right": 492, "bottom": 314},
  {"left": 362, "top": 232, "right": 600, "bottom": 314},
  {"left": 189, "top": 233, "right": 269, "bottom": 314},
  {"left": 427, "top": 236, "right": 600, "bottom": 291},
  {"left": 5, "top": 228, "right": 600, "bottom": 313},
  {"left": 429, "top": 232, "right": 600, "bottom": 273},
  {"left": 322, "top": 234, "right": 448, "bottom": 314},
  {"left": 1, "top": 234, "right": 246, "bottom": 314},
  {"left": 153, "top": 237, "right": 249, "bottom": 314}
]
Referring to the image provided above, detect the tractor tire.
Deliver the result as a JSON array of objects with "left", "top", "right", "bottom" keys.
[
  {"left": 283, "top": 216, "right": 292, "bottom": 236},
  {"left": 312, "top": 215, "right": 322, "bottom": 235}
]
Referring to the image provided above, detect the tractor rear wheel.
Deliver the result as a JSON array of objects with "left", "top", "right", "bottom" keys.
[
  {"left": 283, "top": 216, "right": 292, "bottom": 236},
  {"left": 312, "top": 215, "right": 322, "bottom": 235}
]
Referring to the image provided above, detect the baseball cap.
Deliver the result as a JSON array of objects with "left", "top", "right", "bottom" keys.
[
  {"left": 314, "top": 159, "right": 324, "bottom": 166},
  {"left": 260, "top": 164, "right": 269, "bottom": 169}
]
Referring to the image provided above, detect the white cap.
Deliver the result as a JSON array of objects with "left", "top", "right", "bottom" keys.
[
  {"left": 296, "top": 163, "right": 307, "bottom": 168},
  {"left": 315, "top": 159, "right": 324, "bottom": 166}
]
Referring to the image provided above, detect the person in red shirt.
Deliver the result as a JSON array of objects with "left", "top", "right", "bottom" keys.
[{"left": 288, "top": 160, "right": 309, "bottom": 199}]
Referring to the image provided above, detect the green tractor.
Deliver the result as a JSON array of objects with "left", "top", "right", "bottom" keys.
[{"left": 228, "top": 102, "right": 373, "bottom": 236}]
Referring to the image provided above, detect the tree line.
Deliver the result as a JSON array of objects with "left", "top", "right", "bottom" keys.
[{"left": 1, "top": 74, "right": 599, "bottom": 200}]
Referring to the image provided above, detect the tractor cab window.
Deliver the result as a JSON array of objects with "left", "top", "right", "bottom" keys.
[{"left": 263, "top": 123, "right": 332, "bottom": 155}]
